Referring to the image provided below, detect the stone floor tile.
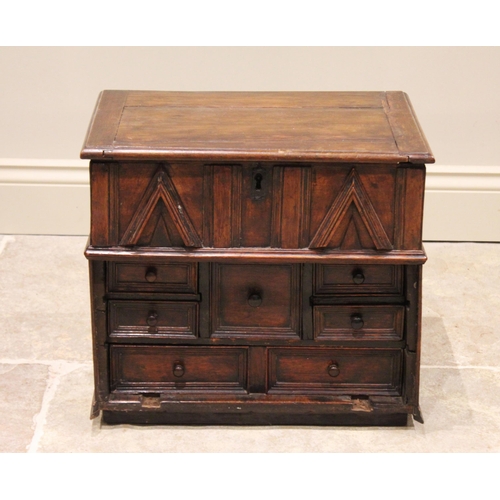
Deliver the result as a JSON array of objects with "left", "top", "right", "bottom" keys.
[
  {"left": 38, "top": 364, "right": 500, "bottom": 452},
  {"left": 0, "top": 363, "right": 49, "bottom": 452},
  {"left": 422, "top": 242, "right": 500, "bottom": 367},
  {"left": 0, "top": 235, "right": 92, "bottom": 362}
]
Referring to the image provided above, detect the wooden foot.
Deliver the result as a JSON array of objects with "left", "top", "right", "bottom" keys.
[{"left": 412, "top": 406, "right": 424, "bottom": 424}]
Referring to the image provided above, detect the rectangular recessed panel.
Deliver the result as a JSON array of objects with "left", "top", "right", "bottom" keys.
[
  {"left": 211, "top": 263, "right": 301, "bottom": 338},
  {"left": 313, "top": 305, "right": 404, "bottom": 341},
  {"left": 268, "top": 348, "right": 402, "bottom": 396},
  {"left": 110, "top": 346, "right": 248, "bottom": 393},
  {"left": 315, "top": 264, "right": 403, "bottom": 295},
  {"left": 108, "top": 262, "right": 197, "bottom": 293},
  {"left": 109, "top": 300, "right": 198, "bottom": 340},
  {"left": 115, "top": 107, "right": 397, "bottom": 154}
]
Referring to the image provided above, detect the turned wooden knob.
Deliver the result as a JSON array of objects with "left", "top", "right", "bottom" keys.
[
  {"left": 147, "top": 311, "right": 158, "bottom": 326},
  {"left": 352, "top": 269, "right": 365, "bottom": 284},
  {"left": 351, "top": 313, "right": 364, "bottom": 330},
  {"left": 145, "top": 267, "right": 157, "bottom": 282},
  {"left": 328, "top": 363, "right": 340, "bottom": 377},
  {"left": 248, "top": 292, "right": 262, "bottom": 307},
  {"left": 173, "top": 363, "right": 185, "bottom": 377}
]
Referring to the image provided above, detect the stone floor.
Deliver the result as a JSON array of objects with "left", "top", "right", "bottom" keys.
[{"left": 0, "top": 235, "right": 499, "bottom": 452}]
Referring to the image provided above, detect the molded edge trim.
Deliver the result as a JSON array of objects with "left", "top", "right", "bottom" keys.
[
  {"left": 0, "top": 158, "right": 89, "bottom": 185},
  {"left": 84, "top": 245, "right": 428, "bottom": 265}
]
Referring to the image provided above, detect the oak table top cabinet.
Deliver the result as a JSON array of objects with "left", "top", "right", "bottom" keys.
[{"left": 82, "top": 90, "right": 434, "bottom": 426}]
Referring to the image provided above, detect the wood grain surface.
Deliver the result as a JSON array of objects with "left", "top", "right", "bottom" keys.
[{"left": 81, "top": 91, "right": 434, "bottom": 163}]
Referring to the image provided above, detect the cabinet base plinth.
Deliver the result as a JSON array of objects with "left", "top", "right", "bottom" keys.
[{"left": 102, "top": 410, "right": 409, "bottom": 427}]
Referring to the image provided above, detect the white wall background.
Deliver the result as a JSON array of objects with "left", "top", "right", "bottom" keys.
[{"left": 1, "top": 47, "right": 499, "bottom": 240}]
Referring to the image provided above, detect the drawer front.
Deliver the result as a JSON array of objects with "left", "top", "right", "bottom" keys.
[
  {"left": 313, "top": 305, "right": 404, "bottom": 341},
  {"left": 109, "top": 300, "right": 198, "bottom": 339},
  {"left": 268, "top": 348, "right": 402, "bottom": 395},
  {"left": 211, "top": 263, "right": 301, "bottom": 339},
  {"left": 108, "top": 262, "right": 198, "bottom": 293},
  {"left": 110, "top": 346, "right": 247, "bottom": 393},
  {"left": 315, "top": 264, "right": 403, "bottom": 295}
]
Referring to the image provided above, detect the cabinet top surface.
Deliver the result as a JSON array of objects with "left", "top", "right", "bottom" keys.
[{"left": 81, "top": 90, "right": 434, "bottom": 164}]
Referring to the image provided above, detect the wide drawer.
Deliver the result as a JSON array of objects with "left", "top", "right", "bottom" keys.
[
  {"left": 110, "top": 346, "right": 248, "bottom": 393},
  {"left": 315, "top": 264, "right": 403, "bottom": 295},
  {"left": 313, "top": 305, "right": 404, "bottom": 341},
  {"left": 109, "top": 300, "right": 198, "bottom": 339},
  {"left": 268, "top": 347, "right": 402, "bottom": 395},
  {"left": 108, "top": 262, "right": 198, "bottom": 293},
  {"left": 210, "top": 263, "right": 301, "bottom": 339}
]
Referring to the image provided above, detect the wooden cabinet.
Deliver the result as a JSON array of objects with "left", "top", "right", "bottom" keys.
[{"left": 83, "top": 90, "right": 434, "bottom": 426}]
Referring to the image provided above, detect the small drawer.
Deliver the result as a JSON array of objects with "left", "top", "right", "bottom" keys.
[
  {"left": 108, "top": 262, "right": 197, "bottom": 293},
  {"left": 211, "top": 263, "right": 301, "bottom": 339},
  {"left": 109, "top": 300, "right": 198, "bottom": 339},
  {"left": 268, "top": 348, "right": 402, "bottom": 396},
  {"left": 110, "top": 345, "right": 248, "bottom": 393},
  {"left": 314, "top": 264, "right": 403, "bottom": 295},
  {"left": 313, "top": 305, "right": 404, "bottom": 341}
]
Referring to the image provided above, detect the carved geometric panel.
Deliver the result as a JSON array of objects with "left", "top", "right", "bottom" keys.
[
  {"left": 309, "top": 168, "right": 392, "bottom": 250},
  {"left": 119, "top": 165, "right": 202, "bottom": 247}
]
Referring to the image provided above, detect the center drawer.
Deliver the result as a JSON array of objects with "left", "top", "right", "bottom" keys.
[{"left": 210, "top": 263, "right": 301, "bottom": 339}]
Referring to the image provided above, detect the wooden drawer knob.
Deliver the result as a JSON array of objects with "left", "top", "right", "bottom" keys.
[
  {"left": 352, "top": 269, "right": 365, "bottom": 284},
  {"left": 173, "top": 363, "right": 185, "bottom": 378},
  {"left": 328, "top": 363, "right": 340, "bottom": 377},
  {"left": 351, "top": 313, "right": 364, "bottom": 330},
  {"left": 248, "top": 292, "right": 262, "bottom": 307},
  {"left": 145, "top": 267, "right": 157, "bottom": 282},
  {"left": 147, "top": 311, "right": 158, "bottom": 326}
]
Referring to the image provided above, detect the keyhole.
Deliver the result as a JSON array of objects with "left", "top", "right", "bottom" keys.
[{"left": 254, "top": 173, "right": 263, "bottom": 191}]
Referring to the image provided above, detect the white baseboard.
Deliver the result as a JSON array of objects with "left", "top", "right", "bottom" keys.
[
  {"left": 1, "top": 160, "right": 499, "bottom": 241},
  {"left": 0, "top": 159, "right": 90, "bottom": 236},
  {"left": 424, "top": 165, "right": 500, "bottom": 241}
]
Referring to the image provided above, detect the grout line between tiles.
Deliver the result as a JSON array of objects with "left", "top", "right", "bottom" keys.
[
  {"left": 0, "top": 359, "right": 90, "bottom": 366},
  {"left": 26, "top": 361, "right": 87, "bottom": 453}
]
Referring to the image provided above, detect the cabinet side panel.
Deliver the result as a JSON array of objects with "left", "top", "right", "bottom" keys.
[
  {"left": 89, "top": 260, "right": 109, "bottom": 411},
  {"left": 403, "top": 265, "right": 423, "bottom": 421},
  {"left": 90, "top": 162, "right": 110, "bottom": 246},
  {"left": 402, "top": 166, "right": 425, "bottom": 250}
]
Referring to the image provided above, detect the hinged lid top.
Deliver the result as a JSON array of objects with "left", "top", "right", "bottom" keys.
[{"left": 81, "top": 90, "right": 434, "bottom": 163}]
